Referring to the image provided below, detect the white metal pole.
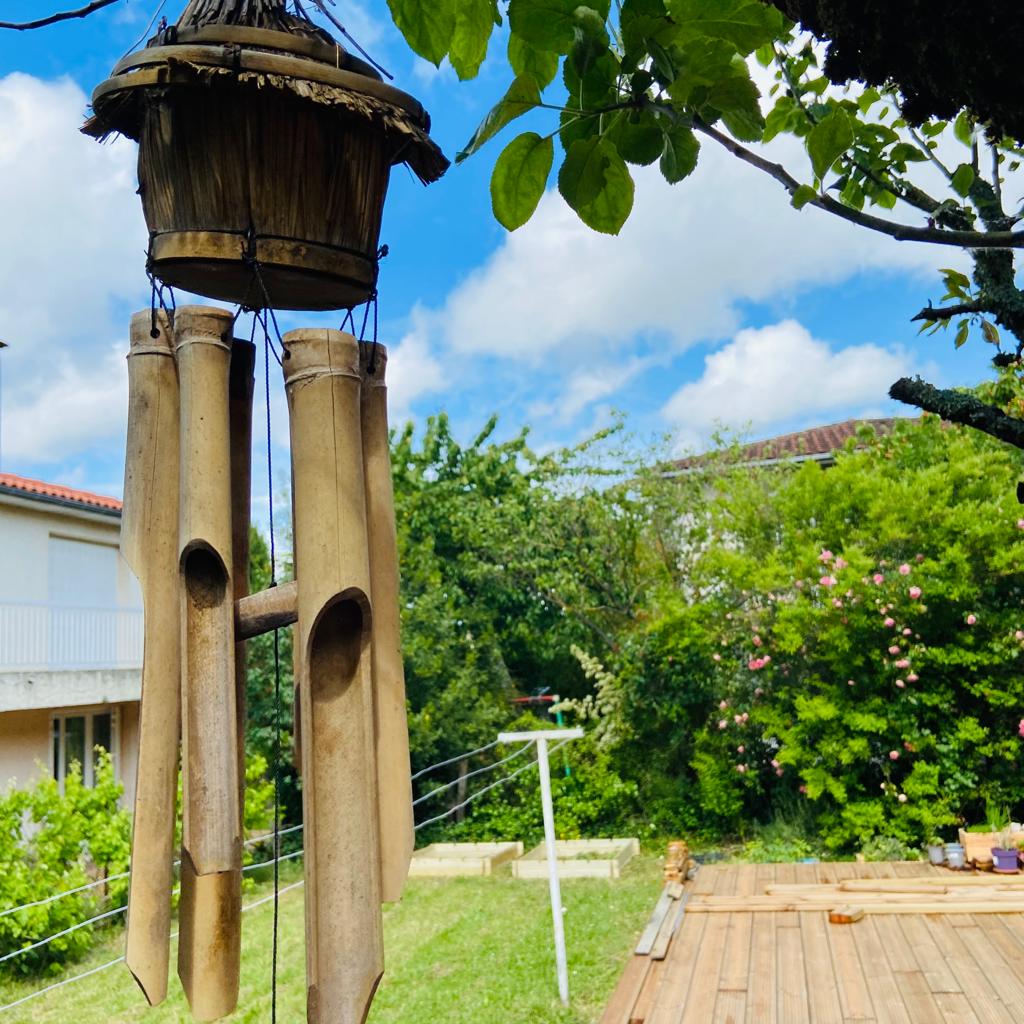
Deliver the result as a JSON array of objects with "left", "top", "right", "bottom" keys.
[{"left": 536, "top": 737, "right": 570, "bottom": 1006}]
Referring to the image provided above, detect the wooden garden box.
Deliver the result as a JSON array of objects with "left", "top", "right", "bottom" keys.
[
  {"left": 408, "top": 842, "right": 525, "bottom": 877},
  {"left": 512, "top": 838, "right": 640, "bottom": 879}
]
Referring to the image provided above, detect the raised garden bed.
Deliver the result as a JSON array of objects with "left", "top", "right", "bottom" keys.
[
  {"left": 407, "top": 842, "right": 524, "bottom": 877},
  {"left": 512, "top": 838, "right": 640, "bottom": 880}
]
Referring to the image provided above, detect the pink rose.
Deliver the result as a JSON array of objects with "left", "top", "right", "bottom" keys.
[
  {"left": 835, "top": 557, "right": 848, "bottom": 570},
  {"left": 873, "top": 573, "right": 884, "bottom": 585},
  {"left": 794, "top": 579, "right": 804, "bottom": 589},
  {"left": 775, "top": 767, "right": 784, "bottom": 777},
  {"left": 898, "top": 563, "right": 911, "bottom": 576},
  {"left": 916, "top": 554, "right": 924, "bottom": 562},
  {"left": 909, "top": 586, "right": 922, "bottom": 599},
  {"left": 752, "top": 635, "right": 762, "bottom": 647},
  {"left": 906, "top": 673, "right": 918, "bottom": 683},
  {"left": 820, "top": 549, "right": 833, "bottom": 562},
  {"left": 895, "top": 679, "right": 906, "bottom": 688},
  {"left": 763, "top": 655, "right": 771, "bottom": 664},
  {"left": 1017, "top": 631, "right": 1024, "bottom": 641},
  {"left": 736, "top": 764, "right": 747, "bottom": 774},
  {"left": 737, "top": 745, "right": 745, "bottom": 753},
  {"left": 884, "top": 617, "right": 895, "bottom": 628},
  {"left": 888, "top": 645, "right": 901, "bottom": 655},
  {"left": 903, "top": 628, "right": 912, "bottom": 636},
  {"left": 833, "top": 598, "right": 843, "bottom": 608},
  {"left": 895, "top": 658, "right": 910, "bottom": 669},
  {"left": 1019, "top": 719, "right": 1024, "bottom": 738},
  {"left": 1018, "top": 519, "right": 1024, "bottom": 530},
  {"left": 748, "top": 658, "right": 760, "bottom": 670},
  {"left": 741, "top": 712, "right": 749, "bottom": 723},
  {"left": 734, "top": 714, "right": 743, "bottom": 724},
  {"left": 847, "top": 679, "right": 855, "bottom": 686},
  {"left": 754, "top": 687, "right": 764, "bottom": 697},
  {"left": 799, "top": 785, "right": 808, "bottom": 795},
  {"left": 718, "top": 719, "right": 728, "bottom": 730},
  {"left": 889, "top": 750, "right": 900, "bottom": 760},
  {"left": 713, "top": 653, "right": 722, "bottom": 662},
  {"left": 898, "top": 793, "right": 908, "bottom": 803},
  {"left": 771, "top": 759, "right": 780, "bottom": 769},
  {"left": 820, "top": 575, "right": 837, "bottom": 588},
  {"left": 904, "top": 741, "right": 914, "bottom": 751},
  {"left": 967, "top": 614, "right": 977, "bottom": 625}
]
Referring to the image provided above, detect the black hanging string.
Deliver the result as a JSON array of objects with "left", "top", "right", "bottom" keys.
[{"left": 261, "top": 316, "right": 284, "bottom": 1024}]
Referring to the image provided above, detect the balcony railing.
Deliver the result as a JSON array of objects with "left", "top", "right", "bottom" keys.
[{"left": 0, "top": 603, "right": 144, "bottom": 671}]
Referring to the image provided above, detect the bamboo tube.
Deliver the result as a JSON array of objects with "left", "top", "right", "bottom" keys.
[
  {"left": 284, "top": 328, "right": 384, "bottom": 1024},
  {"left": 229, "top": 340, "right": 255, "bottom": 822},
  {"left": 359, "top": 342, "right": 413, "bottom": 904},
  {"left": 122, "top": 309, "right": 180, "bottom": 1006},
  {"left": 175, "top": 305, "right": 242, "bottom": 1022}
]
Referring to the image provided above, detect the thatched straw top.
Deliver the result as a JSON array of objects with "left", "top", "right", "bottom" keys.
[{"left": 83, "top": 1, "right": 448, "bottom": 185}]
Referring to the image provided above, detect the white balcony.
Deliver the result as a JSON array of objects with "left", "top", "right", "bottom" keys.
[{"left": 0, "top": 602, "right": 143, "bottom": 672}]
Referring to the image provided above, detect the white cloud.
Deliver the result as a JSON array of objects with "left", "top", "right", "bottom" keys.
[
  {"left": 662, "top": 319, "right": 913, "bottom": 450},
  {"left": 0, "top": 73, "right": 147, "bottom": 465},
  {"left": 435, "top": 134, "right": 948, "bottom": 373},
  {"left": 4, "top": 343, "right": 127, "bottom": 462},
  {"left": 386, "top": 324, "right": 445, "bottom": 423}
]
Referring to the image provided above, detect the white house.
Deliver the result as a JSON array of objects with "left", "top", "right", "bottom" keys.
[{"left": 0, "top": 473, "right": 143, "bottom": 804}]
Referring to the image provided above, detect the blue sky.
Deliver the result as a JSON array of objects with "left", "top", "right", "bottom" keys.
[{"left": 0, "top": 0, "right": 1000, "bottom": 522}]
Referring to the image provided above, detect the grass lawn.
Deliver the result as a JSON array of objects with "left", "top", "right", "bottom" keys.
[{"left": 0, "top": 855, "right": 661, "bottom": 1023}]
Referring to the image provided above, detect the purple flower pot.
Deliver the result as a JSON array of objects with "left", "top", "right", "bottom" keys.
[{"left": 992, "top": 848, "right": 1019, "bottom": 873}]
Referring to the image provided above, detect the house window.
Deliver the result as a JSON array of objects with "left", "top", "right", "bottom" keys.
[{"left": 51, "top": 708, "right": 118, "bottom": 788}]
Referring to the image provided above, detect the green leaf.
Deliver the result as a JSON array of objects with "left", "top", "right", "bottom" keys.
[
  {"left": 558, "top": 107, "right": 600, "bottom": 151},
  {"left": 558, "top": 136, "right": 635, "bottom": 233},
  {"left": 570, "top": 6, "right": 611, "bottom": 78},
  {"left": 791, "top": 184, "right": 818, "bottom": 209},
  {"left": 953, "top": 110, "right": 973, "bottom": 147},
  {"left": 659, "top": 122, "right": 700, "bottom": 182},
  {"left": 954, "top": 320, "right": 970, "bottom": 348},
  {"left": 709, "top": 75, "right": 764, "bottom": 141},
  {"left": 666, "top": 0, "right": 784, "bottom": 53},
  {"left": 621, "top": 0, "right": 680, "bottom": 62},
  {"left": 608, "top": 110, "right": 665, "bottom": 166},
  {"left": 840, "top": 176, "right": 865, "bottom": 210},
  {"left": 857, "top": 87, "right": 880, "bottom": 114},
  {"left": 563, "top": 48, "right": 619, "bottom": 108},
  {"left": 386, "top": 0, "right": 456, "bottom": 66},
  {"left": 753, "top": 42, "right": 774, "bottom": 67},
  {"left": 508, "top": 0, "right": 580, "bottom": 53},
  {"left": 951, "top": 163, "right": 975, "bottom": 197},
  {"left": 763, "top": 96, "right": 798, "bottom": 142},
  {"left": 981, "top": 320, "right": 1000, "bottom": 346},
  {"left": 450, "top": 0, "right": 497, "bottom": 80},
  {"left": 457, "top": 76, "right": 542, "bottom": 161},
  {"left": 807, "top": 107, "right": 854, "bottom": 180},
  {"left": 491, "top": 132, "right": 555, "bottom": 230},
  {"left": 941, "top": 267, "right": 971, "bottom": 291},
  {"left": 509, "top": 33, "right": 560, "bottom": 88}
]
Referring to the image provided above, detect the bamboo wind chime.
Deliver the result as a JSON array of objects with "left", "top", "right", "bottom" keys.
[
  {"left": 87, "top": 1, "right": 445, "bottom": 1017},
  {"left": 122, "top": 308, "right": 414, "bottom": 1022}
]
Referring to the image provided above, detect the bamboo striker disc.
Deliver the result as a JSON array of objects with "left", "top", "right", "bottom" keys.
[
  {"left": 284, "top": 328, "right": 384, "bottom": 1024},
  {"left": 122, "top": 309, "right": 181, "bottom": 1006},
  {"left": 359, "top": 343, "right": 414, "bottom": 903},
  {"left": 175, "top": 305, "right": 242, "bottom": 1021}
]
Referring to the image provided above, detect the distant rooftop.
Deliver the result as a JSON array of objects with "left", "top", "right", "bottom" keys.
[
  {"left": 674, "top": 417, "right": 913, "bottom": 471},
  {"left": 0, "top": 472, "right": 122, "bottom": 515}
]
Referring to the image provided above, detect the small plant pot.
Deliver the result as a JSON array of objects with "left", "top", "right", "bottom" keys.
[
  {"left": 926, "top": 844, "right": 945, "bottom": 866},
  {"left": 991, "top": 847, "right": 1019, "bottom": 873},
  {"left": 944, "top": 843, "right": 966, "bottom": 870}
]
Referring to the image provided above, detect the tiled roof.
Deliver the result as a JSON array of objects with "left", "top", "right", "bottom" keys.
[
  {"left": 675, "top": 417, "right": 910, "bottom": 470},
  {"left": 0, "top": 472, "right": 122, "bottom": 514}
]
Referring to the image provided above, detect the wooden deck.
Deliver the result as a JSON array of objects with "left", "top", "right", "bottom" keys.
[{"left": 601, "top": 860, "right": 1024, "bottom": 1024}]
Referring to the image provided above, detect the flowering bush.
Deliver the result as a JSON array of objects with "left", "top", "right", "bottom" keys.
[{"left": 594, "top": 415, "right": 1024, "bottom": 850}]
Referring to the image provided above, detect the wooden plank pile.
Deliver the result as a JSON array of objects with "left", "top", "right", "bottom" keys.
[{"left": 687, "top": 874, "right": 1024, "bottom": 919}]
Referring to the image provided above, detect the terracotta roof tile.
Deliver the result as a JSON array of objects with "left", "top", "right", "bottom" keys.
[
  {"left": 0, "top": 473, "right": 122, "bottom": 514},
  {"left": 675, "top": 417, "right": 912, "bottom": 469}
]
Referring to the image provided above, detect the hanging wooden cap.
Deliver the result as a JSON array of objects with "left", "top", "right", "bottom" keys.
[{"left": 83, "top": 2, "right": 448, "bottom": 312}]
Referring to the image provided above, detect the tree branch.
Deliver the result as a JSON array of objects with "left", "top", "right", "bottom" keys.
[
  {"left": 0, "top": 0, "right": 119, "bottom": 30},
  {"left": 691, "top": 117, "right": 1024, "bottom": 249},
  {"left": 911, "top": 301, "right": 985, "bottom": 323},
  {"left": 889, "top": 376, "right": 1024, "bottom": 449},
  {"left": 907, "top": 125, "right": 953, "bottom": 181}
]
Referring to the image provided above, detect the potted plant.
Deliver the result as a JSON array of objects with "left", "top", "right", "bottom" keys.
[
  {"left": 925, "top": 837, "right": 945, "bottom": 865},
  {"left": 992, "top": 823, "right": 1020, "bottom": 874}
]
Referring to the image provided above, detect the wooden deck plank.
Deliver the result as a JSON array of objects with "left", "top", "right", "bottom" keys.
[
  {"left": 968, "top": 913, "right": 1024, "bottom": 1007},
  {"left": 646, "top": 912, "right": 708, "bottom": 1024},
  {"left": 923, "top": 916, "right": 1007, "bottom": 1024},
  {"left": 678, "top": 915, "right": 730, "bottom": 1024},
  {"left": 853, "top": 918, "right": 912, "bottom": 1024},
  {"left": 692, "top": 863, "right": 721, "bottom": 896},
  {"left": 718, "top": 864, "right": 755, "bottom": 994},
  {"left": 897, "top": 915, "right": 961, "bottom": 993},
  {"left": 933, "top": 992, "right": 980, "bottom": 1024},
  {"left": 799, "top": 911, "right": 844, "bottom": 1023},
  {"left": 745, "top": 864, "right": 777, "bottom": 1024},
  {"left": 776, "top": 920, "right": 809, "bottom": 1022},
  {"left": 891, "top": 971, "right": 945, "bottom": 1024},
  {"left": 828, "top": 910, "right": 875, "bottom": 1020},
  {"left": 711, "top": 989, "right": 746, "bottom": 1024},
  {"left": 629, "top": 959, "right": 666, "bottom": 1024},
  {"left": 599, "top": 955, "right": 651, "bottom": 1024}
]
